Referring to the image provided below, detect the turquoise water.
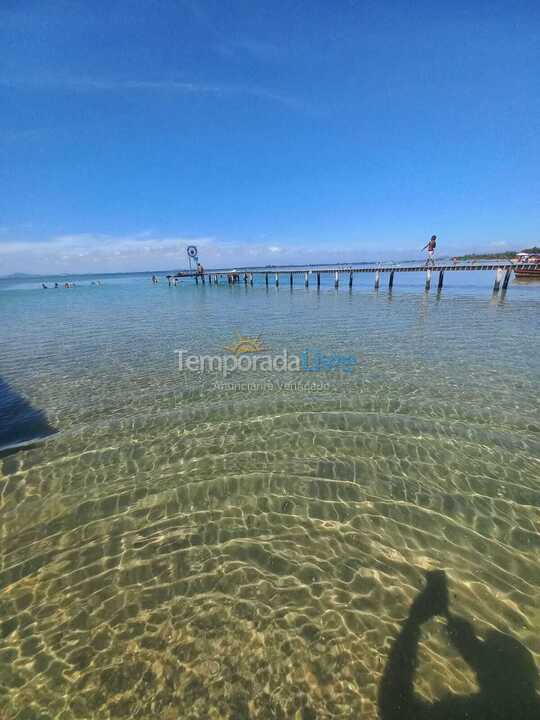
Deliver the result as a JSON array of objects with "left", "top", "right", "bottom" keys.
[{"left": 0, "top": 270, "right": 539, "bottom": 719}]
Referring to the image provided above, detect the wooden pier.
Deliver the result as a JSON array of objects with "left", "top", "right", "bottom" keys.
[{"left": 168, "top": 261, "right": 537, "bottom": 293}]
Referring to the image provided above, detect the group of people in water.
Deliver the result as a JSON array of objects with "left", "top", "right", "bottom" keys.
[
  {"left": 41, "top": 280, "right": 102, "bottom": 289},
  {"left": 42, "top": 281, "right": 75, "bottom": 289}
]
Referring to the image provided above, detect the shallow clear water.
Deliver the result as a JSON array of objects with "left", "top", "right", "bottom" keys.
[{"left": 0, "top": 271, "right": 539, "bottom": 719}]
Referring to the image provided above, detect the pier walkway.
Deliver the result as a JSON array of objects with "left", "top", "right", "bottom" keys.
[{"left": 170, "top": 260, "right": 536, "bottom": 293}]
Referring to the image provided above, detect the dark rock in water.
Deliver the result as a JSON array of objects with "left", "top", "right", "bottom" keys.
[{"left": 0, "top": 378, "right": 56, "bottom": 456}]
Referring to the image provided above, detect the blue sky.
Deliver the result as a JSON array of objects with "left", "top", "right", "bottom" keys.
[{"left": 1, "top": 0, "right": 539, "bottom": 273}]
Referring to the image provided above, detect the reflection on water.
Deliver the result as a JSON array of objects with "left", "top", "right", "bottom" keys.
[{"left": 0, "top": 275, "right": 539, "bottom": 719}]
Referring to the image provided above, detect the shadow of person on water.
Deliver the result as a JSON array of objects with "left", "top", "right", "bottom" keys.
[
  {"left": 0, "top": 378, "right": 56, "bottom": 457},
  {"left": 378, "top": 570, "right": 540, "bottom": 720}
]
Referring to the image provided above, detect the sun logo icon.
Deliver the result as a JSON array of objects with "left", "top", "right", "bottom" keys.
[{"left": 224, "top": 332, "right": 270, "bottom": 354}]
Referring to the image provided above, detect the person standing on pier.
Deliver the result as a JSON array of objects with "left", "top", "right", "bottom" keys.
[{"left": 422, "top": 235, "right": 437, "bottom": 266}]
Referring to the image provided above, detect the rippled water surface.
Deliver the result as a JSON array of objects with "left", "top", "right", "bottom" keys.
[{"left": 1, "top": 271, "right": 539, "bottom": 719}]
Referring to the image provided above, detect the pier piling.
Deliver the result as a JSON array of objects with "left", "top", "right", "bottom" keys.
[
  {"left": 317, "top": 272, "right": 321, "bottom": 287},
  {"left": 437, "top": 271, "right": 444, "bottom": 290},
  {"left": 425, "top": 269, "right": 432, "bottom": 291},
  {"left": 502, "top": 269, "right": 511, "bottom": 291},
  {"left": 305, "top": 271, "right": 309, "bottom": 287},
  {"left": 275, "top": 273, "right": 279, "bottom": 287},
  {"left": 389, "top": 271, "right": 394, "bottom": 289},
  {"left": 349, "top": 271, "right": 353, "bottom": 288},
  {"left": 493, "top": 268, "right": 504, "bottom": 292},
  {"left": 334, "top": 271, "right": 339, "bottom": 288},
  {"left": 265, "top": 273, "right": 269, "bottom": 287},
  {"left": 290, "top": 273, "right": 293, "bottom": 288},
  {"left": 374, "top": 271, "right": 380, "bottom": 289}
]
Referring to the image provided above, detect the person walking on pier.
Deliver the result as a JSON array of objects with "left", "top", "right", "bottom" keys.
[{"left": 422, "top": 235, "right": 437, "bottom": 266}]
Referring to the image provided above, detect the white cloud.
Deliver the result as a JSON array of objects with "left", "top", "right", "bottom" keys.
[
  {"left": 1, "top": 75, "right": 305, "bottom": 112},
  {"left": 0, "top": 233, "right": 210, "bottom": 274},
  {"left": 0, "top": 232, "right": 314, "bottom": 274}
]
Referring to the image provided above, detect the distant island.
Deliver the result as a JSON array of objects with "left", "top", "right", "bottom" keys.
[{"left": 455, "top": 246, "right": 539, "bottom": 260}]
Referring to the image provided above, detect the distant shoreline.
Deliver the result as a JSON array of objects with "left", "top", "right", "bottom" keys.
[{"left": 454, "top": 247, "right": 539, "bottom": 261}]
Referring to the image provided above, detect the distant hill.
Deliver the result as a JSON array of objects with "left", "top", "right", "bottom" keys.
[{"left": 3, "top": 272, "right": 35, "bottom": 278}]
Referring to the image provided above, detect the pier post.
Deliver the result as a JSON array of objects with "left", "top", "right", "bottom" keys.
[
  {"left": 289, "top": 272, "right": 293, "bottom": 287},
  {"left": 265, "top": 273, "right": 269, "bottom": 287},
  {"left": 437, "top": 271, "right": 444, "bottom": 290},
  {"left": 389, "top": 271, "right": 394, "bottom": 289},
  {"left": 244, "top": 273, "right": 248, "bottom": 285},
  {"left": 249, "top": 273, "right": 254, "bottom": 286},
  {"left": 493, "top": 268, "right": 503, "bottom": 292},
  {"left": 201, "top": 274, "right": 205, "bottom": 284},
  {"left": 349, "top": 271, "right": 353, "bottom": 288},
  {"left": 374, "top": 271, "right": 380, "bottom": 289},
  {"left": 195, "top": 275, "right": 199, "bottom": 285},
  {"left": 305, "top": 271, "right": 309, "bottom": 287},
  {"left": 317, "top": 272, "right": 321, "bottom": 288},
  {"left": 425, "top": 269, "right": 432, "bottom": 291},
  {"left": 335, "top": 271, "right": 339, "bottom": 288},
  {"left": 502, "top": 268, "right": 511, "bottom": 290},
  {"left": 275, "top": 273, "right": 279, "bottom": 287}
]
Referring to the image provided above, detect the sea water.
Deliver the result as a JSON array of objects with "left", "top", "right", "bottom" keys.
[{"left": 0, "top": 269, "right": 539, "bottom": 719}]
